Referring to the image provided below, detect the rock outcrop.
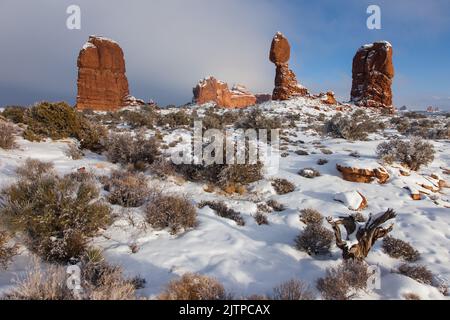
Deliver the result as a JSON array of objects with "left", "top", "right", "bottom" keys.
[
  {"left": 76, "top": 36, "right": 130, "bottom": 111},
  {"left": 337, "top": 163, "right": 390, "bottom": 184},
  {"left": 270, "top": 32, "right": 308, "bottom": 100},
  {"left": 193, "top": 77, "right": 257, "bottom": 109},
  {"left": 351, "top": 41, "right": 394, "bottom": 110}
]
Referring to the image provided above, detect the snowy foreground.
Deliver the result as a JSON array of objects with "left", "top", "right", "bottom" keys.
[{"left": 0, "top": 97, "right": 449, "bottom": 300}]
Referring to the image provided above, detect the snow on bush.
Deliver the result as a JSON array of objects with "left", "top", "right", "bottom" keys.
[
  {"left": 376, "top": 137, "right": 435, "bottom": 171},
  {"left": 298, "top": 168, "right": 321, "bottom": 179}
]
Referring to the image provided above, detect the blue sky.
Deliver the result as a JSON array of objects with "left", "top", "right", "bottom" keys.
[{"left": 0, "top": 0, "right": 449, "bottom": 110}]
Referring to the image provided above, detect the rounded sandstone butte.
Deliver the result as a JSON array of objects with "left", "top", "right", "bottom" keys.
[
  {"left": 351, "top": 41, "right": 395, "bottom": 110},
  {"left": 76, "top": 36, "right": 130, "bottom": 111},
  {"left": 193, "top": 77, "right": 256, "bottom": 109},
  {"left": 270, "top": 32, "right": 291, "bottom": 65}
]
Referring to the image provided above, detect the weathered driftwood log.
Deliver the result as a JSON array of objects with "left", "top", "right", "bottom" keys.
[{"left": 326, "top": 209, "right": 396, "bottom": 260}]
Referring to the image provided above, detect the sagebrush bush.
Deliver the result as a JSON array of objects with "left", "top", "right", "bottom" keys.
[
  {"left": 0, "top": 121, "right": 17, "bottom": 150},
  {"left": 317, "top": 260, "right": 370, "bottom": 300},
  {"left": 382, "top": 236, "right": 420, "bottom": 262},
  {"left": 236, "top": 108, "right": 282, "bottom": 133},
  {"left": 0, "top": 231, "right": 18, "bottom": 269},
  {"left": 272, "top": 279, "right": 315, "bottom": 300},
  {"left": 65, "top": 143, "right": 84, "bottom": 160},
  {"left": 299, "top": 208, "right": 324, "bottom": 225},
  {"left": 149, "top": 158, "right": 176, "bottom": 179},
  {"left": 158, "top": 273, "right": 229, "bottom": 300},
  {"left": 324, "top": 111, "right": 384, "bottom": 141},
  {"left": 199, "top": 201, "right": 245, "bottom": 226},
  {"left": 21, "top": 102, "right": 107, "bottom": 152},
  {"left": 271, "top": 178, "right": 295, "bottom": 195},
  {"left": 4, "top": 254, "right": 137, "bottom": 300},
  {"left": 295, "top": 224, "right": 334, "bottom": 255},
  {"left": 376, "top": 137, "right": 435, "bottom": 171},
  {"left": 158, "top": 110, "right": 191, "bottom": 127},
  {"left": 106, "top": 131, "right": 160, "bottom": 171},
  {"left": 0, "top": 160, "right": 111, "bottom": 262},
  {"left": 254, "top": 212, "right": 269, "bottom": 226},
  {"left": 105, "top": 170, "right": 150, "bottom": 207},
  {"left": 146, "top": 194, "right": 197, "bottom": 234},
  {"left": 119, "top": 109, "right": 157, "bottom": 129},
  {"left": 317, "top": 159, "right": 329, "bottom": 166},
  {"left": 397, "top": 264, "right": 434, "bottom": 285}
]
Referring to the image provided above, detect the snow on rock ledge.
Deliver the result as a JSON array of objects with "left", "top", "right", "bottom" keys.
[{"left": 336, "top": 159, "right": 389, "bottom": 184}]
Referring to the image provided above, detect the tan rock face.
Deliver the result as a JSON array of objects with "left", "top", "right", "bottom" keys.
[
  {"left": 76, "top": 36, "right": 130, "bottom": 111},
  {"left": 193, "top": 77, "right": 256, "bottom": 109},
  {"left": 270, "top": 32, "right": 308, "bottom": 101},
  {"left": 336, "top": 164, "right": 390, "bottom": 184},
  {"left": 351, "top": 41, "right": 394, "bottom": 110}
]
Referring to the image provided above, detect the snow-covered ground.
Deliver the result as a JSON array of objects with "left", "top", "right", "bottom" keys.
[{"left": 0, "top": 97, "right": 449, "bottom": 299}]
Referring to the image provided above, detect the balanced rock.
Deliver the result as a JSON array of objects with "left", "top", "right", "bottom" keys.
[
  {"left": 193, "top": 77, "right": 256, "bottom": 109},
  {"left": 351, "top": 41, "right": 394, "bottom": 110},
  {"left": 76, "top": 36, "right": 130, "bottom": 111},
  {"left": 270, "top": 32, "right": 308, "bottom": 100}
]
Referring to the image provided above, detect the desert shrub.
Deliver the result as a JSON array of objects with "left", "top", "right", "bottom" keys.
[
  {"left": 146, "top": 194, "right": 197, "bottom": 234},
  {"left": 266, "top": 200, "right": 285, "bottom": 212},
  {"left": 0, "top": 121, "right": 17, "bottom": 150},
  {"left": 295, "top": 224, "right": 334, "bottom": 255},
  {"left": 106, "top": 131, "right": 160, "bottom": 171},
  {"left": 65, "top": 143, "right": 84, "bottom": 160},
  {"left": 236, "top": 108, "right": 282, "bottom": 135},
  {"left": 403, "top": 118, "right": 450, "bottom": 140},
  {"left": 0, "top": 160, "right": 111, "bottom": 262},
  {"left": 105, "top": 170, "right": 150, "bottom": 207},
  {"left": 0, "top": 231, "right": 18, "bottom": 269},
  {"left": 397, "top": 264, "right": 433, "bottom": 285},
  {"left": 324, "top": 111, "right": 384, "bottom": 141},
  {"left": 299, "top": 208, "right": 324, "bottom": 225},
  {"left": 272, "top": 279, "right": 315, "bottom": 300},
  {"left": 295, "top": 149, "right": 309, "bottom": 156},
  {"left": 254, "top": 212, "right": 269, "bottom": 226},
  {"left": 4, "top": 254, "right": 137, "bottom": 300},
  {"left": 199, "top": 201, "right": 245, "bottom": 226},
  {"left": 272, "top": 178, "right": 295, "bottom": 195},
  {"left": 382, "top": 236, "right": 420, "bottom": 262},
  {"left": 317, "top": 158, "right": 328, "bottom": 166},
  {"left": 321, "top": 148, "right": 333, "bottom": 155},
  {"left": 158, "top": 110, "right": 191, "bottom": 127},
  {"left": 149, "top": 158, "right": 176, "bottom": 179},
  {"left": 21, "top": 102, "right": 106, "bottom": 152},
  {"left": 403, "top": 293, "right": 421, "bottom": 300},
  {"left": 158, "top": 273, "right": 228, "bottom": 300},
  {"left": 119, "top": 109, "right": 157, "bottom": 129},
  {"left": 376, "top": 137, "right": 435, "bottom": 171},
  {"left": 317, "top": 260, "right": 370, "bottom": 300},
  {"left": 298, "top": 168, "right": 321, "bottom": 179},
  {"left": 1, "top": 106, "right": 27, "bottom": 123}
]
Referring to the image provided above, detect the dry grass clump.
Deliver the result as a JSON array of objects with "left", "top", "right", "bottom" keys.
[
  {"left": 254, "top": 212, "right": 269, "bottom": 226},
  {"left": 299, "top": 208, "right": 324, "bottom": 225},
  {"left": 397, "top": 264, "right": 434, "bottom": 285},
  {"left": 158, "top": 273, "right": 229, "bottom": 300},
  {"left": 0, "top": 231, "right": 18, "bottom": 269},
  {"left": 0, "top": 121, "right": 18, "bottom": 150}
]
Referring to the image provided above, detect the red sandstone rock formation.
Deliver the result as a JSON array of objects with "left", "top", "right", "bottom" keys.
[
  {"left": 351, "top": 41, "right": 394, "bottom": 110},
  {"left": 193, "top": 77, "right": 256, "bottom": 109},
  {"left": 270, "top": 32, "right": 308, "bottom": 100},
  {"left": 76, "top": 36, "right": 130, "bottom": 111},
  {"left": 337, "top": 163, "right": 390, "bottom": 184}
]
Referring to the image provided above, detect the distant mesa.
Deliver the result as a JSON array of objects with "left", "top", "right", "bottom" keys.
[
  {"left": 270, "top": 32, "right": 308, "bottom": 101},
  {"left": 351, "top": 41, "right": 394, "bottom": 110},
  {"left": 193, "top": 76, "right": 257, "bottom": 109},
  {"left": 76, "top": 36, "right": 144, "bottom": 111}
]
